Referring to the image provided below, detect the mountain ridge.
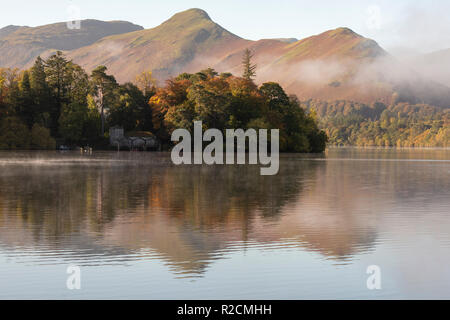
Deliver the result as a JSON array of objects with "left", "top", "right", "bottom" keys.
[
  {"left": 1, "top": 8, "right": 450, "bottom": 108},
  {"left": 0, "top": 19, "right": 144, "bottom": 68},
  {"left": 67, "top": 8, "right": 249, "bottom": 81}
]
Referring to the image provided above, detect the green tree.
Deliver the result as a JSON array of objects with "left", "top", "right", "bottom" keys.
[
  {"left": 259, "top": 82, "right": 290, "bottom": 110},
  {"left": 187, "top": 77, "right": 232, "bottom": 130},
  {"left": 91, "top": 66, "right": 118, "bottom": 135},
  {"left": 2, "top": 68, "right": 21, "bottom": 116},
  {"left": 17, "top": 71, "right": 36, "bottom": 128},
  {"left": 0, "top": 117, "right": 30, "bottom": 150},
  {"left": 45, "top": 51, "right": 70, "bottom": 135},
  {"left": 59, "top": 98, "right": 101, "bottom": 146},
  {"left": 30, "top": 57, "right": 52, "bottom": 127},
  {"left": 65, "top": 62, "right": 90, "bottom": 106},
  {"left": 108, "top": 83, "right": 152, "bottom": 132},
  {"left": 31, "top": 124, "right": 56, "bottom": 150}
]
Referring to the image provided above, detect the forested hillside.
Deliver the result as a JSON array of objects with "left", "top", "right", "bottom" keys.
[{"left": 304, "top": 100, "right": 449, "bottom": 147}]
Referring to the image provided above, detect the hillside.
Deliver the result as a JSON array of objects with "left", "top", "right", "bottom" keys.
[
  {"left": 410, "top": 48, "right": 450, "bottom": 87},
  {"left": 67, "top": 9, "right": 450, "bottom": 108},
  {"left": 1, "top": 8, "right": 450, "bottom": 108},
  {"left": 0, "top": 25, "right": 22, "bottom": 38},
  {"left": 68, "top": 9, "right": 250, "bottom": 81},
  {"left": 0, "top": 20, "right": 143, "bottom": 68},
  {"left": 275, "top": 29, "right": 450, "bottom": 107},
  {"left": 304, "top": 99, "right": 449, "bottom": 147},
  {"left": 215, "top": 28, "right": 391, "bottom": 102}
]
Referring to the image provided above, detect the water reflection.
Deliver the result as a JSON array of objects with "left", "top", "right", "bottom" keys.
[{"left": 0, "top": 149, "right": 448, "bottom": 279}]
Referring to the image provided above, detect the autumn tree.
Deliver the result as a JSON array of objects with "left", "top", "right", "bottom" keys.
[
  {"left": 151, "top": 69, "right": 327, "bottom": 153},
  {"left": 135, "top": 71, "right": 158, "bottom": 99}
]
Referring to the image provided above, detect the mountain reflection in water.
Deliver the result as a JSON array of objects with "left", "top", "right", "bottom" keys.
[{"left": 0, "top": 148, "right": 449, "bottom": 299}]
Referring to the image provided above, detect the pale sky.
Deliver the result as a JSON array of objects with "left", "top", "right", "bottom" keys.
[{"left": 1, "top": 0, "right": 449, "bottom": 54}]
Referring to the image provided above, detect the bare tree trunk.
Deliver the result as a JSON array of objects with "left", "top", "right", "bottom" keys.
[
  {"left": 99, "top": 89, "right": 104, "bottom": 136},
  {"left": 101, "top": 105, "right": 104, "bottom": 135}
]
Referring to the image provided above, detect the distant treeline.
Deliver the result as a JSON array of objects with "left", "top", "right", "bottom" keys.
[
  {"left": 0, "top": 51, "right": 327, "bottom": 153},
  {"left": 303, "top": 100, "right": 449, "bottom": 147}
]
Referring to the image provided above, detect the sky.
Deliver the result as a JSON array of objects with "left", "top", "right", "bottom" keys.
[{"left": 1, "top": 0, "right": 450, "bottom": 54}]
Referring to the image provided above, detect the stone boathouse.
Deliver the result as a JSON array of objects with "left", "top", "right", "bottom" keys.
[{"left": 109, "top": 126, "right": 159, "bottom": 151}]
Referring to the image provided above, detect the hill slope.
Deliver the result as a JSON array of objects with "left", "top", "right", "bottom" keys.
[
  {"left": 68, "top": 9, "right": 249, "bottom": 81},
  {"left": 67, "top": 9, "right": 450, "bottom": 107},
  {"left": 0, "top": 20, "right": 143, "bottom": 68},
  {"left": 276, "top": 29, "right": 450, "bottom": 107},
  {"left": 214, "top": 27, "right": 450, "bottom": 107}
]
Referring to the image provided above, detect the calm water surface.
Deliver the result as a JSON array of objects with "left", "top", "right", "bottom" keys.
[{"left": 0, "top": 148, "right": 449, "bottom": 299}]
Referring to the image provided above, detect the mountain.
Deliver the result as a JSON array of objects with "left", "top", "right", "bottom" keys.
[
  {"left": 270, "top": 38, "right": 298, "bottom": 43},
  {"left": 0, "top": 25, "right": 22, "bottom": 38},
  {"left": 2, "top": 8, "right": 450, "bottom": 108},
  {"left": 68, "top": 9, "right": 249, "bottom": 81},
  {"left": 409, "top": 48, "right": 450, "bottom": 87},
  {"left": 0, "top": 20, "right": 143, "bottom": 68},
  {"left": 214, "top": 27, "right": 450, "bottom": 107},
  {"left": 66, "top": 9, "right": 450, "bottom": 108},
  {"left": 214, "top": 28, "right": 389, "bottom": 101}
]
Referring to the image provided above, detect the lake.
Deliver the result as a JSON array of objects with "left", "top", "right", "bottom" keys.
[{"left": 0, "top": 148, "right": 449, "bottom": 299}]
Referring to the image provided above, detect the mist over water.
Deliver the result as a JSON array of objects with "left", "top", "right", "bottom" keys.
[{"left": 0, "top": 149, "right": 449, "bottom": 299}]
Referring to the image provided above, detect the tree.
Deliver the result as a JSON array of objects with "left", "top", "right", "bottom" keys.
[
  {"left": 59, "top": 97, "right": 101, "bottom": 146},
  {"left": 3, "top": 69, "right": 21, "bottom": 120},
  {"left": 30, "top": 57, "right": 47, "bottom": 92},
  {"left": 227, "top": 77, "right": 261, "bottom": 128},
  {"left": 0, "top": 69, "right": 6, "bottom": 119},
  {"left": 91, "top": 66, "right": 117, "bottom": 135},
  {"left": 0, "top": 117, "right": 30, "bottom": 150},
  {"left": 59, "top": 102, "right": 88, "bottom": 144},
  {"left": 30, "top": 57, "right": 51, "bottom": 127},
  {"left": 151, "top": 70, "right": 327, "bottom": 153},
  {"left": 259, "top": 82, "right": 290, "bottom": 110},
  {"left": 65, "top": 62, "right": 90, "bottom": 106},
  {"left": 31, "top": 124, "right": 56, "bottom": 150},
  {"left": 135, "top": 71, "right": 157, "bottom": 99},
  {"left": 201, "top": 67, "right": 219, "bottom": 79},
  {"left": 188, "top": 77, "right": 232, "bottom": 130},
  {"left": 242, "top": 48, "right": 257, "bottom": 81},
  {"left": 45, "top": 51, "right": 70, "bottom": 135},
  {"left": 17, "top": 70, "right": 36, "bottom": 128},
  {"left": 0, "top": 68, "right": 20, "bottom": 121},
  {"left": 108, "top": 83, "right": 152, "bottom": 132}
]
